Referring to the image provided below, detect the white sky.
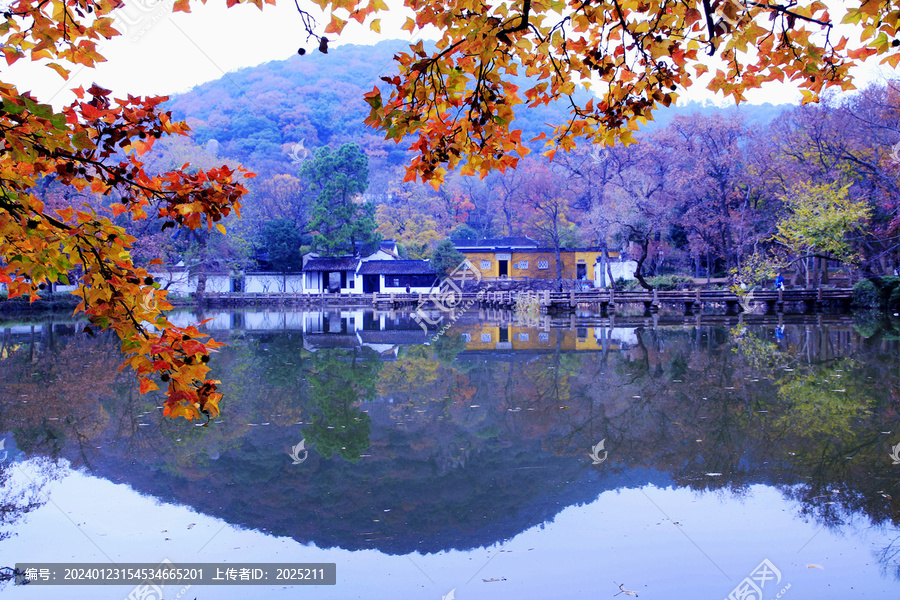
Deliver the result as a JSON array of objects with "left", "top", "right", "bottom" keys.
[{"left": 4, "top": 0, "right": 898, "bottom": 109}]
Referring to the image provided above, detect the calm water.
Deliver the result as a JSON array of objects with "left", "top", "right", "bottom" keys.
[{"left": 2, "top": 309, "right": 900, "bottom": 599}]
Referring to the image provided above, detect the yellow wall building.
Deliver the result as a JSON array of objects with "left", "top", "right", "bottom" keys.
[{"left": 454, "top": 238, "right": 619, "bottom": 282}]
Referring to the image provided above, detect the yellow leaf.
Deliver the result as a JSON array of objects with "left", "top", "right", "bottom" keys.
[{"left": 47, "top": 62, "right": 70, "bottom": 79}]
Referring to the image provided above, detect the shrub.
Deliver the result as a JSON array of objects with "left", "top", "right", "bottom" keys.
[
  {"left": 853, "top": 279, "right": 882, "bottom": 307},
  {"left": 883, "top": 276, "right": 900, "bottom": 304},
  {"left": 853, "top": 310, "right": 885, "bottom": 338},
  {"left": 890, "top": 285, "right": 900, "bottom": 311},
  {"left": 646, "top": 274, "right": 694, "bottom": 290},
  {"left": 854, "top": 276, "right": 900, "bottom": 308}
]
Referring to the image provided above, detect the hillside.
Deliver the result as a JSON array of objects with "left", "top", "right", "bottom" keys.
[{"left": 164, "top": 39, "right": 792, "bottom": 181}]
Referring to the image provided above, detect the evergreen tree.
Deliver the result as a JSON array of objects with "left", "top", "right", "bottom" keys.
[{"left": 303, "top": 143, "right": 381, "bottom": 256}]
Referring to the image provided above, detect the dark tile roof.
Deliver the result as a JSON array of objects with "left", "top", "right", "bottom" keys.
[
  {"left": 303, "top": 257, "right": 359, "bottom": 271},
  {"left": 359, "top": 330, "right": 432, "bottom": 344},
  {"left": 303, "top": 334, "right": 360, "bottom": 349},
  {"left": 453, "top": 237, "right": 539, "bottom": 250},
  {"left": 455, "top": 245, "right": 618, "bottom": 255},
  {"left": 358, "top": 260, "right": 435, "bottom": 275}
]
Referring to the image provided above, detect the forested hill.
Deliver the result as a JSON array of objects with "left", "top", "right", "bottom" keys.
[{"left": 164, "top": 39, "right": 792, "bottom": 180}]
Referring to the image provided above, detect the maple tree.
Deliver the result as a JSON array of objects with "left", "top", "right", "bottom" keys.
[
  {"left": 0, "top": 0, "right": 256, "bottom": 420},
  {"left": 303, "top": 0, "right": 900, "bottom": 185}
]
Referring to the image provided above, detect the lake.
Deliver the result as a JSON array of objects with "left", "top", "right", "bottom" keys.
[{"left": 1, "top": 308, "right": 900, "bottom": 599}]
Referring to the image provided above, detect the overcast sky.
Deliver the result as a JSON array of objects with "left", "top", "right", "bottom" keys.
[{"left": 5, "top": 0, "right": 898, "bottom": 110}]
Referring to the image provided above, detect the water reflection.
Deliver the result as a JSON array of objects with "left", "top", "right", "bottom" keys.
[{"left": 1, "top": 310, "right": 899, "bottom": 579}]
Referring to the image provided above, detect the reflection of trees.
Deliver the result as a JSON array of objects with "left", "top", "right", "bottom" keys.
[
  {"left": 0, "top": 463, "right": 41, "bottom": 545},
  {"left": 0, "top": 458, "right": 62, "bottom": 548},
  {"left": 775, "top": 360, "right": 872, "bottom": 438},
  {"left": 305, "top": 348, "right": 381, "bottom": 461},
  {"left": 0, "top": 327, "right": 121, "bottom": 464},
  {"left": 430, "top": 331, "right": 468, "bottom": 366},
  {"left": 3, "top": 315, "right": 900, "bottom": 566}
]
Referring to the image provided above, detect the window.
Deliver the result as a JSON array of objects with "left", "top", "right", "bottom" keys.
[
  {"left": 393, "top": 278, "right": 400, "bottom": 287},
  {"left": 517, "top": 333, "right": 529, "bottom": 341},
  {"left": 517, "top": 261, "right": 529, "bottom": 269},
  {"left": 481, "top": 333, "right": 492, "bottom": 343},
  {"left": 538, "top": 260, "right": 549, "bottom": 269},
  {"left": 480, "top": 260, "right": 491, "bottom": 269},
  {"left": 398, "top": 274, "right": 434, "bottom": 288},
  {"left": 539, "top": 332, "right": 549, "bottom": 342},
  {"left": 461, "top": 333, "right": 471, "bottom": 342}
]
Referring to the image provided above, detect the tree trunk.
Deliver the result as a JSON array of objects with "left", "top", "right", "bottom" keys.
[
  {"left": 804, "top": 256, "right": 811, "bottom": 290},
  {"left": 602, "top": 247, "right": 615, "bottom": 290},
  {"left": 606, "top": 251, "right": 616, "bottom": 291},
  {"left": 554, "top": 243, "right": 564, "bottom": 291},
  {"left": 191, "top": 230, "right": 208, "bottom": 304},
  {"left": 706, "top": 249, "right": 711, "bottom": 289},
  {"left": 634, "top": 239, "right": 652, "bottom": 290}
]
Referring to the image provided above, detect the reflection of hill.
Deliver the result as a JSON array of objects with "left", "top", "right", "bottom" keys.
[
  {"left": 79, "top": 426, "right": 671, "bottom": 554},
  {"left": 2, "top": 315, "right": 899, "bottom": 557}
]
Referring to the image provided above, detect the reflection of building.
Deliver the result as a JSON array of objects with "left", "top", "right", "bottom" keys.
[
  {"left": 162, "top": 308, "right": 634, "bottom": 357},
  {"left": 452, "top": 237, "right": 635, "bottom": 285},
  {"left": 453, "top": 324, "right": 634, "bottom": 354}
]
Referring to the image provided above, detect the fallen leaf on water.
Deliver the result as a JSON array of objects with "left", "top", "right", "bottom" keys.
[
  {"left": 807, "top": 564, "right": 825, "bottom": 570},
  {"left": 614, "top": 582, "right": 639, "bottom": 597}
]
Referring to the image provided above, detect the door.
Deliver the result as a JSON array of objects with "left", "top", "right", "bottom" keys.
[
  {"left": 499, "top": 260, "right": 508, "bottom": 278},
  {"left": 363, "top": 274, "right": 380, "bottom": 293},
  {"left": 576, "top": 264, "right": 587, "bottom": 280}
]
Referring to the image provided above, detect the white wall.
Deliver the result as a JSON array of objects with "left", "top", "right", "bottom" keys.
[
  {"left": 243, "top": 274, "right": 302, "bottom": 293},
  {"left": 151, "top": 272, "right": 309, "bottom": 295},
  {"left": 361, "top": 249, "right": 396, "bottom": 262},
  {"left": 593, "top": 260, "right": 638, "bottom": 286},
  {"left": 380, "top": 274, "right": 432, "bottom": 293}
]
